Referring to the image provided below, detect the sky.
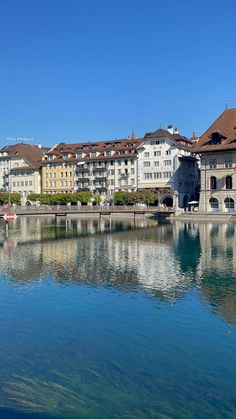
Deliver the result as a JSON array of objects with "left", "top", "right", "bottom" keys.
[{"left": 0, "top": 0, "right": 236, "bottom": 147}]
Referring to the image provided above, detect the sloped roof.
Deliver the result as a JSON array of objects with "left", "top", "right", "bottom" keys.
[
  {"left": 141, "top": 128, "right": 192, "bottom": 150},
  {"left": 193, "top": 108, "right": 236, "bottom": 153},
  {"left": 0, "top": 144, "right": 44, "bottom": 169},
  {"left": 43, "top": 138, "right": 144, "bottom": 163}
]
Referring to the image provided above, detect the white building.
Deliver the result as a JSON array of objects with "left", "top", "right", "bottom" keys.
[
  {"left": 0, "top": 144, "right": 45, "bottom": 197},
  {"left": 137, "top": 126, "right": 199, "bottom": 208}
]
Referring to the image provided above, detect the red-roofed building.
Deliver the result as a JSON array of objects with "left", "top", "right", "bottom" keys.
[
  {"left": 194, "top": 109, "right": 236, "bottom": 212},
  {"left": 41, "top": 136, "right": 143, "bottom": 196},
  {"left": 137, "top": 126, "right": 199, "bottom": 208}
]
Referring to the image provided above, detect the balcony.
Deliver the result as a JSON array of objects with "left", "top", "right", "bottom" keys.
[
  {"left": 93, "top": 172, "right": 107, "bottom": 179},
  {"left": 76, "top": 165, "right": 90, "bottom": 172},
  {"left": 77, "top": 186, "right": 90, "bottom": 192},
  {"left": 93, "top": 183, "right": 107, "bottom": 189}
]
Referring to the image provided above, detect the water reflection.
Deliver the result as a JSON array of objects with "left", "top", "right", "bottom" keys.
[
  {"left": 0, "top": 217, "right": 236, "bottom": 418},
  {"left": 1, "top": 217, "right": 236, "bottom": 325}
]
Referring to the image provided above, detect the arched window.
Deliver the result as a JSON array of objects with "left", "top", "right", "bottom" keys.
[
  {"left": 224, "top": 197, "right": 234, "bottom": 212},
  {"left": 226, "top": 175, "right": 232, "bottom": 190},
  {"left": 210, "top": 176, "right": 217, "bottom": 190},
  {"left": 209, "top": 197, "right": 219, "bottom": 212}
]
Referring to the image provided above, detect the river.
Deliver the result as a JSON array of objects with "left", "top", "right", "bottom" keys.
[{"left": 0, "top": 216, "right": 235, "bottom": 418}]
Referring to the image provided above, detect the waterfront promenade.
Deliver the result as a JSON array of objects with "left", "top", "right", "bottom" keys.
[{"left": 0, "top": 205, "right": 174, "bottom": 218}]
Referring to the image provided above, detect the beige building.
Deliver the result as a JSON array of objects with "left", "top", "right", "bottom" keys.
[
  {"left": 42, "top": 135, "right": 142, "bottom": 196},
  {"left": 7, "top": 144, "right": 45, "bottom": 197},
  {"left": 194, "top": 108, "right": 236, "bottom": 212}
]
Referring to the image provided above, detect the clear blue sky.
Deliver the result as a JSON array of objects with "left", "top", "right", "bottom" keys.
[{"left": 0, "top": 0, "right": 235, "bottom": 147}]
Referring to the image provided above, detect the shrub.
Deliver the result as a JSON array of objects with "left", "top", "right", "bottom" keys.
[
  {"left": 114, "top": 191, "right": 155, "bottom": 206},
  {"left": 0, "top": 192, "right": 21, "bottom": 205}
]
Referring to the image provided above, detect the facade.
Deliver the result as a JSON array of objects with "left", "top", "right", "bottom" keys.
[
  {"left": 137, "top": 126, "right": 199, "bottom": 207},
  {"left": 0, "top": 144, "right": 45, "bottom": 197},
  {"left": 42, "top": 136, "right": 142, "bottom": 196},
  {"left": 0, "top": 148, "right": 13, "bottom": 191},
  {"left": 41, "top": 144, "right": 77, "bottom": 194},
  {"left": 194, "top": 109, "right": 236, "bottom": 212}
]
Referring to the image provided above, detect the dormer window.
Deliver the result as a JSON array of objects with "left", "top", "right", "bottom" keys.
[{"left": 210, "top": 132, "right": 224, "bottom": 145}]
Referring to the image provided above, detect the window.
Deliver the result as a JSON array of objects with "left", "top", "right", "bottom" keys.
[
  {"left": 110, "top": 179, "right": 114, "bottom": 185},
  {"left": 209, "top": 197, "right": 219, "bottom": 211},
  {"left": 60, "top": 172, "right": 63, "bottom": 177},
  {"left": 211, "top": 132, "right": 221, "bottom": 145},
  {"left": 210, "top": 176, "right": 217, "bottom": 190},
  {"left": 13, "top": 182, "right": 16, "bottom": 187},
  {"left": 209, "top": 159, "right": 217, "bottom": 169},
  {"left": 163, "top": 172, "right": 171, "bottom": 178},
  {"left": 118, "top": 169, "right": 121, "bottom": 175},
  {"left": 144, "top": 161, "right": 151, "bottom": 167},
  {"left": 125, "top": 159, "right": 128, "bottom": 165},
  {"left": 131, "top": 160, "right": 134, "bottom": 165},
  {"left": 225, "top": 157, "right": 233, "bottom": 168},
  {"left": 25, "top": 181, "right": 28, "bottom": 186},
  {"left": 164, "top": 160, "right": 171, "bottom": 166},
  {"left": 154, "top": 151, "right": 161, "bottom": 156},
  {"left": 21, "top": 181, "right": 24, "bottom": 186},
  {"left": 224, "top": 198, "right": 234, "bottom": 211},
  {"left": 110, "top": 169, "right": 114, "bottom": 175},
  {"left": 153, "top": 172, "right": 162, "bottom": 179},
  {"left": 131, "top": 168, "right": 135, "bottom": 174},
  {"left": 226, "top": 175, "right": 232, "bottom": 190},
  {"left": 144, "top": 152, "right": 150, "bottom": 157},
  {"left": 166, "top": 150, "right": 171, "bottom": 155},
  {"left": 144, "top": 173, "right": 152, "bottom": 179},
  {"left": 154, "top": 161, "right": 159, "bottom": 166},
  {"left": 118, "top": 160, "right": 121, "bottom": 165}
]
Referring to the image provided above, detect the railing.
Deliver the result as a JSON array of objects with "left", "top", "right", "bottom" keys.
[{"left": 0, "top": 204, "right": 174, "bottom": 214}]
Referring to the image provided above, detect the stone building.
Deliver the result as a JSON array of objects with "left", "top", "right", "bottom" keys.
[{"left": 194, "top": 108, "right": 236, "bottom": 212}]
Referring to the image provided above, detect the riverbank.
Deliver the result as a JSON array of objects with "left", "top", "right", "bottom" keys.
[{"left": 174, "top": 211, "right": 236, "bottom": 222}]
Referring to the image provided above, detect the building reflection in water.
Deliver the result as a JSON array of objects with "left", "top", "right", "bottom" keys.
[{"left": 0, "top": 216, "right": 236, "bottom": 324}]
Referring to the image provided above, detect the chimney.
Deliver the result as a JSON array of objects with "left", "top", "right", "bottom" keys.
[
  {"left": 38, "top": 144, "right": 42, "bottom": 149},
  {"left": 174, "top": 127, "right": 179, "bottom": 135},
  {"left": 167, "top": 124, "right": 174, "bottom": 134}
]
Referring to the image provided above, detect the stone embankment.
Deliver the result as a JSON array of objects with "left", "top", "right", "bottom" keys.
[{"left": 175, "top": 211, "right": 236, "bottom": 222}]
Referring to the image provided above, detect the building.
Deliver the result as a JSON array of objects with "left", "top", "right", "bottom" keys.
[
  {"left": 0, "top": 144, "right": 45, "bottom": 197},
  {"left": 194, "top": 108, "right": 236, "bottom": 212},
  {"left": 42, "top": 143, "right": 77, "bottom": 194},
  {"left": 137, "top": 125, "right": 199, "bottom": 208},
  {"left": 42, "top": 135, "right": 143, "bottom": 196},
  {"left": 0, "top": 148, "right": 11, "bottom": 191}
]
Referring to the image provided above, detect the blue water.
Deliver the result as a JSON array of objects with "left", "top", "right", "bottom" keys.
[{"left": 0, "top": 217, "right": 235, "bottom": 418}]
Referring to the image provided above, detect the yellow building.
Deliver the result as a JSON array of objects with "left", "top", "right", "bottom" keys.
[{"left": 42, "top": 144, "right": 77, "bottom": 194}]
